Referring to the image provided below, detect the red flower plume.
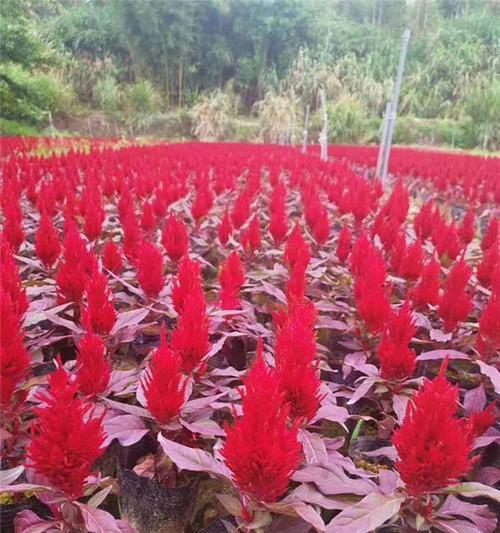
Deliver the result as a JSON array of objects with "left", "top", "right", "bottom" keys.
[
  {"left": 142, "top": 329, "right": 186, "bottom": 424},
  {"left": 136, "top": 241, "right": 165, "bottom": 298},
  {"left": 411, "top": 258, "right": 441, "bottom": 309},
  {"left": 0, "top": 237, "right": 28, "bottom": 318},
  {"left": 219, "top": 251, "right": 245, "bottom": 310},
  {"left": 76, "top": 333, "right": 111, "bottom": 396},
  {"left": 162, "top": 214, "right": 189, "bottom": 262},
  {"left": 171, "top": 290, "right": 210, "bottom": 375},
  {"left": 0, "top": 290, "right": 30, "bottom": 409},
  {"left": 35, "top": 213, "right": 60, "bottom": 269},
  {"left": 241, "top": 215, "right": 261, "bottom": 254},
  {"left": 102, "top": 240, "right": 123, "bottom": 274},
  {"left": 218, "top": 210, "right": 233, "bottom": 246},
  {"left": 393, "top": 362, "right": 473, "bottom": 496},
  {"left": 172, "top": 256, "right": 204, "bottom": 315},
  {"left": 336, "top": 224, "right": 351, "bottom": 264},
  {"left": 477, "top": 294, "right": 500, "bottom": 361},
  {"left": 222, "top": 347, "right": 301, "bottom": 503},
  {"left": 377, "top": 302, "right": 416, "bottom": 381},
  {"left": 81, "top": 268, "right": 116, "bottom": 335},
  {"left": 438, "top": 260, "right": 473, "bottom": 332},
  {"left": 284, "top": 224, "right": 311, "bottom": 272},
  {"left": 27, "top": 363, "right": 106, "bottom": 499}
]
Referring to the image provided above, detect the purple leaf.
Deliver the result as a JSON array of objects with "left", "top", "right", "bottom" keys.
[
  {"left": 316, "top": 316, "right": 348, "bottom": 331},
  {"left": 448, "top": 482, "right": 500, "bottom": 503},
  {"left": 476, "top": 361, "right": 500, "bottom": 395},
  {"left": 157, "top": 433, "right": 231, "bottom": 479},
  {"left": 42, "top": 311, "right": 83, "bottom": 334},
  {"left": 216, "top": 494, "right": 243, "bottom": 516},
  {"left": 76, "top": 503, "right": 123, "bottom": 533},
  {"left": 290, "top": 484, "right": 352, "bottom": 511},
  {"left": 429, "top": 329, "right": 453, "bottom": 342},
  {"left": 298, "top": 429, "right": 329, "bottom": 465},
  {"left": 0, "top": 465, "right": 24, "bottom": 486},
  {"left": 438, "top": 495, "right": 497, "bottom": 532},
  {"left": 416, "top": 350, "right": 469, "bottom": 361},
  {"left": 433, "top": 518, "right": 484, "bottom": 533},
  {"left": 265, "top": 501, "right": 326, "bottom": 532},
  {"left": 311, "top": 404, "right": 349, "bottom": 425},
  {"left": 347, "top": 377, "right": 377, "bottom": 405},
  {"left": 103, "top": 398, "right": 152, "bottom": 419},
  {"left": 378, "top": 470, "right": 403, "bottom": 495},
  {"left": 103, "top": 414, "right": 149, "bottom": 446},
  {"left": 291, "top": 465, "right": 378, "bottom": 496},
  {"left": 325, "top": 492, "right": 404, "bottom": 533},
  {"left": 14, "top": 510, "right": 57, "bottom": 533},
  {"left": 260, "top": 280, "right": 287, "bottom": 303},
  {"left": 180, "top": 417, "right": 225, "bottom": 437},
  {"left": 110, "top": 308, "right": 149, "bottom": 336},
  {"left": 463, "top": 384, "right": 486, "bottom": 415},
  {"left": 362, "top": 446, "right": 398, "bottom": 462},
  {"left": 392, "top": 394, "right": 410, "bottom": 424},
  {"left": 476, "top": 467, "right": 500, "bottom": 486}
]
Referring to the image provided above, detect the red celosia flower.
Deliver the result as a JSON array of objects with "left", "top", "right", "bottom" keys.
[
  {"left": 102, "top": 240, "right": 123, "bottom": 274},
  {"left": 35, "top": 213, "right": 60, "bottom": 269},
  {"left": 136, "top": 241, "right": 165, "bottom": 298},
  {"left": 438, "top": 260, "right": 473, "bottom": 332},
  {"left": 171, "top": 291, "right": 210, "bottom": 375},
  {"left": 219, "top": 251, "right": 245, "bottom": 310},
  {"left": 56, "top": 224, "right": 88, "bottom": 304},
  {"left": 27, "top": 363, "right": 106, "bottom": 499},
  {"left": 0, "top": 290, "right": 30, "bottom": 409},
  {"left": 414, "top": 200, "right": 435, "bottom": 241},
  {"left": 231, "top": 191, "right": 251, "bottom": 230},
  {"left": 222, "top": 350, "right": 301, "bottom": 503},
  {"left": 269, "top": 208, "right": 288, "bottom": 245},
  {"left": 218, "top": 210, "right": 233, "bottom": 246},
  {"left": 82, "top": 192, "right": 105, "bottom": 241},
  {"left": 477, "top": 294, "right": 500, "bottom": 360},
  {"left": 393, "top": 363, "right": 473, "bottom": 496},
  {"left": 2, "top": 203, "right": 24, "bottom": 252},
  {"left": 481, "top": 217, "right": 498, "bottom": 251},
  {"left": 0, "top": 237, "right": 28, "bottom": 318},
  {"left": 140, "top": 201, "right": 156, "bottom": 233},
  {"left": 275, "top": 310, "right": 320, "bottom": 423},
  {"left": 241, "top": 215, "right": 261, "bottom": 254},
  {"left": 352, "top": 244, "right": 392, "bottom": 334},
  {"left": 142, "top": 330, "right": 186, "bottom": 424},
  {"left": 411, "top": 258, "right": 441, "bottom": 309},
  {"left": 476, "top": 240, "right": 498, "bottom": 288},
  {"left": 284, "top": 224, "right": 311, "bottom": 272},
  {"left": 433, "top": 220, "right": 462, "bottom": 263},
  {"left": 191, "top": 186, "right": 214, "bottom": 223},
  {"left": 172, "top": 256, "right": 204, "bottom": 315},
  {"left": 459, "top": 210, "right": 475, "bottom": 244},
  {"left": 81, "top": 268, "right": 116, "bottom": 335},
  {"left": 122, "top": 212, "right": 141, "bottom": 261},
  {"left": 399, "top": 240, "right": 424, "bottom": 281},
  {"left": 468, "top": 404, "right": 496, "bottom": 438},
  {"left": 377, "top": 302, "right": 416, "bottom": 381},
  {"left": 162, "top": 214, "right": 189, "bottom": 262},
  {"left": 336, "top": 224, "right": 351, "bottom": 264},
  {"left": 76, "top": 333, "right": 111, "bottom": 396}
]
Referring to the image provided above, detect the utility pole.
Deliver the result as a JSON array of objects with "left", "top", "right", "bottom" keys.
[
  {"left": 319, "top": 89, "right": 328, "bottom": 161},
  {"left": 378, "top": 29, "right": 411, "bottom": 186},
  {"left": 302, "top": 104, "right": 310, "bottom": 154},
  {"left": 376, "top": 101, "right": 391, "bottom": 178}
]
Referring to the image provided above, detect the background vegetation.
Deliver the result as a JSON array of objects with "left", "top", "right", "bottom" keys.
[{"left": 1, "top": 0, "right": 499, "bottom": 149}]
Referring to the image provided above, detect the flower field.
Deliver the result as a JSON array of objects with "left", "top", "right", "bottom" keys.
[{"left": 1, "top": 137, "right": 499, "bottom": 533}]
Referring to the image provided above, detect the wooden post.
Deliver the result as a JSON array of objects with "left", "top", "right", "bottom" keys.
[
  {"left": 319, "top": 90, "right": 328, "bottom": 161},
  {"left": 302, "top": 104, "right": 310, "bottom": 154},
  {"left": 380, "top": 29, "right": 411, "bottom": 185},
  {"left": 376, "top": 101, "right": 391, "bottom": 178}
]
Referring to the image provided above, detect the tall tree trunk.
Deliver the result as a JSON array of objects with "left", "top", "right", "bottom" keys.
[{"left": 178, "top": 61, "right": 184, "bottom": 107}]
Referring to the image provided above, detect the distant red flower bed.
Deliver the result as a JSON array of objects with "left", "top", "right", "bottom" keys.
[{"left": 1, "top": 137, "right": 498, "bottom": 533}]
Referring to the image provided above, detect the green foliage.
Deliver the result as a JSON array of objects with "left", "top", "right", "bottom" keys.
[
  {"left": 191, "top": 90, "right": 234, "bottom": 141},
  {"left": 125, "top": 80, "right": 160, "bottom": 117},
  {"left": 94, "top": 75, "right": 122, "bottom": 114},
  {"left": 327, "top": 95, "right": 366, "bottom": 143},
  {"left": 1, "top": 0, "right": 499, "bottom": 149}
]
